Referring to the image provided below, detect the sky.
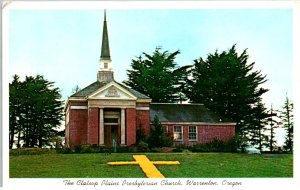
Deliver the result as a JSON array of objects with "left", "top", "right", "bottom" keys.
[
  {"left": 8, "top": 8, "right": 293, "bottom": 109},
  {"left": 7, "top": 5, "right": 294, "bottom": 144}
]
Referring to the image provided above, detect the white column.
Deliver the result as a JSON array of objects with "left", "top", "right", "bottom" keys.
[
  {"left": 121, "top": 108, "right": 126, "bottom": 145},
  {"left": 99, "top": 108, "right": 104, "bottom": 145}
]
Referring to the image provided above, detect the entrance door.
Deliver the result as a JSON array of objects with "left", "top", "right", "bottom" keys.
[
  {"left": 104, "top": 125, "right": 119, "bottom": 147},
  {"left": 111, "top": 126, "right": 118, "bottom": 147}
]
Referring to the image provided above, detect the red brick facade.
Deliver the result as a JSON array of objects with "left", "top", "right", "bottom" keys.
[
  {"left": 165, "top": 124, "right": 235, "bottom": 146},
  {"left": 136, "top": 110, "right": 151, "bottom": 135},
  {"left": 66, "top": 101, "right": 235, "bottom": 147},
  {"left": 87, "top": 107, "right": 99, "bottom": 145},
  {"left": 67, "top": 101, "right": 88, "bottom": 147},
  {"left": 126, "top": 108, "right": 136, "bottom": 146},
  {"left": 66, "top": 101, "right": 151, "bottom": 147}
]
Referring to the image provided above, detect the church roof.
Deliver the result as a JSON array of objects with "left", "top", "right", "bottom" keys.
[
  {"left": 150, "top": 103, "right": 233, "bottom": 123},
  {"left": 70, "top": 81, "right": 150, "bottom": 99},
  {"left": 117, "top": 82, "right": 151, "bottom": 99}
]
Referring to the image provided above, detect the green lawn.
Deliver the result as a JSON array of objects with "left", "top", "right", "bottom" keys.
[{"left": 10, "top": 153, "right": 293, "bottom": 178}]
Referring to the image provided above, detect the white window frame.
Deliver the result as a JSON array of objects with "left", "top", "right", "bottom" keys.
[
  {"left": 163, "top": 125, "right": 168, "bottom": 133},
  {"left": 188, "top": 126, "right": 198, "bottom": 141},
  {"left": 173, "top": 126, "right": 183, "bottom": 141}
]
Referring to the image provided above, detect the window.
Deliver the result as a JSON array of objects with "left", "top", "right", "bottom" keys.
[
  {"left": 189, "top": 126, "right": 197, "bottom": 141},
  {"left": 163, "top": 125, "right": 168, "bottom": 133},
  {"left": 173, "top": 126, "right": 183, "bottom": 141},
  {"left": 104, "top": 62, "right": 108, "bottom": 69},
  {"left": 104, "top": 118, "right": 118, "bottom": 123}
]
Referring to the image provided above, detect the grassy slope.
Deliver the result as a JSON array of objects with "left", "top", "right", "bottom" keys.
[{"left": 10, "top": 153, "right": 293, "bottom": 178}]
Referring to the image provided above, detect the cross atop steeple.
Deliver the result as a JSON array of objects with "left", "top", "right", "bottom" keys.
[{"left": 98, "top": 10, "right": 114, "bottom": 83}]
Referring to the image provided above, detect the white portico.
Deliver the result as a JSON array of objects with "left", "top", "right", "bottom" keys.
[{"left": 88, "top": 81, "right": 138, "bottom": 146}]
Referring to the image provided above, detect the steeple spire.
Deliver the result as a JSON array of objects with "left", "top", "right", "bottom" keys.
[
  {"left": 98, "top": 10, "right": 114, "bottom": 83},
  {"left": 100, "top": 9, "right": 110, "bottom": 59}
]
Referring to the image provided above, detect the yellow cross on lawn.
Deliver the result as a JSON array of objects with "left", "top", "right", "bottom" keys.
[{"left": 107, "top": 155, "right": 180, "bottom": 178}]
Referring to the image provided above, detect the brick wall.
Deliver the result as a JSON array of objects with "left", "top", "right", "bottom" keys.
[
  {"left": 165, "top": 124, "right": 235, "bottom": 146},
  {"left": 87, "top": 107, "right": 99, "bottom": 145},
  {"left": 68, "top": 102, "right": 88, "bottom": 147},
  {"left": 65, "top": 124, "right": 69, "bottom": 147},
  {"left": 126, "top": 108, "right": 136, "bottom": 146},
  {"left": 70, "top": 102, "right": 88, "bottom": 106},
  {"left": 136, "top": 110, "right": 150, "bottom": 135},
  {"left": 200, "top": 125, "right": 235, "bottom": 143}
]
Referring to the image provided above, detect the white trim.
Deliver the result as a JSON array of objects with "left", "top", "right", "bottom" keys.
[
  {"left": 70, "top": 106, "right": 88, "bottom": 109},
  {"left": 163, "top": 125, "right": 168, "bottom": 133},
  {"left": 68, "top": 97, "right": 87, "bottom": 101},
  {"left": 136, "top": 99, "right": 152, "bottom": 103},
  {"left": 121, "top": 108, "right": 126, "bottom": 145},
  {"left": 88, "top": 81, "right": 137, "bottom": 100},
  {"left": 160, "top": 122, "right": 236, "bottom": 126},
  {"left": 89, "top": 105, "right": 136, "bottom": 109},
  {"left": 88, "top": 97, "right": 135, "bottom": 100},
  {"left": 188, "top": 125, "right": 198, "bottom": 141},
  {"left": 99, "top": 108, "right": 104, "bottom": 145},
  {"left": 66, "top": 109, "right": 70, "bottom": 125},
  {"left": 136, "top": 107, "right": 150, "bottom": 111},
  {"left": 64, "top": 102, "right": 70, "bottom": 112},
  {"left": 173, "top": 125, "right": 183, "bottom": 141},
  {"left": 151, "top": 103, "right": 204, "bottom": 106},
  {"left": 64, "top": 98, "right": 87, "bottom": 111}
]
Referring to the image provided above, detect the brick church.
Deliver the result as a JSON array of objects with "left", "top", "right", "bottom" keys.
[{"left": 64, "top": 11, "right": 236, "bottom": 148}]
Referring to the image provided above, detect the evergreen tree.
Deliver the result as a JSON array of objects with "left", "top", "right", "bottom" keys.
[
  {"left": 124, "top": 47, "right": 191, "bottom": 103},
  {"left": 185, "top": 45, "right": 268, "bottom": 143},
  {"left": 246, "top": 98, "right": 269, "bottom": 151},
  {"left": 9, "top": 75, "right": 22, "bottom": 149},
  {"left": 9, "top": 75, "right": 64, "bottom": 148},
  {"left": 281, "top": 96, "right": 293, "bottom": 152},
  {"left": 136, "top": 124, "right": 146, "bottom": 144},
  {"left": 71, "top": 85, "right": 81, "bottom": 94},
  {"left": 147, "top": 115, "right": 173, "bottom": 148},
  {"left": 265, "top": 106, "right": 279, "bottom": 152}
]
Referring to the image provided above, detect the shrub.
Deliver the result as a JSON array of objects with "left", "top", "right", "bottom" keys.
[
  {"left": 10, "top": 148, "right": 55, "bottom": 156},
  {"left": 80, "top": 144, "right": 92, "bottom": 153},
  {"left": 136, "top": 124, "right": 146, "bottom": 144},
  {"left": 209, "top": 138, "right": 225, "bottom": 152},
  {"left": 224, "top": 137, "right": 238, "bottom": 152},
  {"left": 116, "top": 146, "right": 131, "bottom": 153},
  {"left": 151, "top": 148, "right": 162, "bottom": 152},
  {"left": 56, "top": 147, "right": 72, "bottom": 154},
  {"left": 189, "top": 144, "right": 210, "bottom": 152},
  {"left": 137, "top": 141, "right": 149, "bottom": 152},
  {"left": 189, "top": 138, "right": 238, "bottom": 153},
  {"left": 57, "top": 144, "right": 101, "bottom": 154},
  {"left": 172, "top": 148, "right": 183, "bottom": 152},
  {"left": 74, "top": 145, "right": 82, "bottom": 153}
]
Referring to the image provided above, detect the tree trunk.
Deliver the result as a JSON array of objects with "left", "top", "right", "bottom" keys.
[
  {"left": 17, "top": 130, "right": 21, "bottom": 148},
  {"left": 258, "top": 126, "right": 262, "bottom": 151},
  {"left": 9, "top": 125, "right": 15, "bottom": 149}
]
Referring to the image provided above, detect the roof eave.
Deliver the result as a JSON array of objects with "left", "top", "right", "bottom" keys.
[
  {"left": 64, "top": 97, "right": 87, "bottom": 111},
  {"left": 137, "top": 99, "right": 152, "bottom": 103},
  {"left": 152, "top": 121, "right": 237, "bottom": 126}
]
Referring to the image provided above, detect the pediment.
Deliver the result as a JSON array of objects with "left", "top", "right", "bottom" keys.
[{"left": 89, "top": 82, "right": 137, "bottom": 100}]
